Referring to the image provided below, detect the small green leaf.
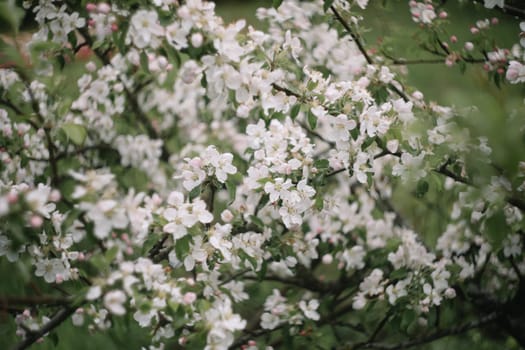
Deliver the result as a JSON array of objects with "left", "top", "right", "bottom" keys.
[
  {"left": 257, "top": 260, "right": 268, "bottom": 280},
  {"left": 350, "top": 127, "right": 359, "bottom": 141},
  {"left": 290, "top": 104, "right": 301, "bottom": 120},
  {"left": 361, "top": 137, "right": 375, "bottom": 150},
  {"left": 307, "top": 109, "right": 317, "bottom": 129},
  {"left": 140, "top": 51, "right": 150, "bottom": 73},
  {"left": 226, "top": 179, "right": 236, "bottom": 205},
  {"left": 250, "top": 215, "right": 265, "bottom": 230},
  {"left": 485, "top": 210, "right": 507, "bottom": 250},
  {"left": 49, "top": 332, "right": 59, "bottom": 346},
  {"left": 188, "top": 185, "right": 202, "bottom": 201},
  {"left": 272, "top": 0, "right": 283, "bottom": 8},
  {"left": 415, "top": 180, "right": 429, "bottom": 198},
  {"left": 323, "top": 0, "right": 335, "bottom": 12},
  {"left": 314, "top": 159, "right": 330, "bottom": 169},
  {"left": 61, "top": 123, "right": 87, "bottom": 146},
  {"left": 314, "top": 195, "right": 324, "bottom": 210},
  {"left": 255, "top": 194, "right": 270, "bottom": 213},
  {"left": 105, "top": 246, "right": 119, "bottom": 262},
  {"left": 0, "top": 0, "right": 24, "bottom": 33},
  {"left": 175, "top": 235, "right": 192, "bottom": 260}
]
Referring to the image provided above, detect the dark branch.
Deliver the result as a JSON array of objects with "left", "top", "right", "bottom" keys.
[
  {"left": 330, "top": 6, "right": 373, "bottom": 65},
  {"left": 350, "top": 312, "right": 500, "bottom": 350},
  {"left": 13, "top": 306, "right": 78, "bottom": 350}
]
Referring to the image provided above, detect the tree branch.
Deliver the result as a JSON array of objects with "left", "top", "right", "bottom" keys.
[
  {"left": 12, "top": 306, "right": 78, "bottom": 350},
  {"left": 330, "top": 6, "right": 373, "bottom": 65},
  {"left": 349, "top": 312, "right": 500, "bottom": 350}
]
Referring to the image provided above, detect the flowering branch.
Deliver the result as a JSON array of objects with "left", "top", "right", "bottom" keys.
[
  {"left": 13, "top": 306, "right": 79, "bottom": 350},
  {"left": 350, "top": 312, "right": 501, "bottom": 350},
  {"left": 330, "top": 5, "right": 373, "bottom": 65}
]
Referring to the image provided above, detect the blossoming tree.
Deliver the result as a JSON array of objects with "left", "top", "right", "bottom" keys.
[{"left": 1, "top": 0, "right": 525, "bottom": 349}]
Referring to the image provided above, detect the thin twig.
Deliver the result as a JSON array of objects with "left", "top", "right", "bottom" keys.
[
  {"left": 330, "top": 6, "right": 373, "bottom": 65},
  {"left": 349, "top": 312, "right": 500, "bottom": 350},
  {"left": 12, "top": 306, "right": 78, "bottom": 350}
]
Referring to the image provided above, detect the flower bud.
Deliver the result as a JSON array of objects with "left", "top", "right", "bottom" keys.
[
  {"left": 322, "top": 254, "right": 333, "bottom": 264},
  {"left": 97, "top": 3, "right": 111, "bottom": 14},
  {"left": 30, "top": 215, "right": 44, "bottom": 228},
  {"left": 86, "top": 3, "right": 97, "bottom": 12},
  {"left": 191, "top": 33, "right": 204, "bottom": 48}
]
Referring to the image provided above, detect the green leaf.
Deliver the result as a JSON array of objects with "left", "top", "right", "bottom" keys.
[
  {"left": 226, "top": 179, "right": 236, "bottom": 205},
  {"left": 61, "top": 123, "right": 87, "bottom": 146},
  {"left": 314, "top": 195, "right": 324, "bottom": 210},
  {"left": 290, "top": 103, "right": 301, "bottom": 120},
  {"left": 400, "top": 309, "right": 416, "bottom": 332},
  {"left": 105, "top": 246, "right": 119, "bottom": 262},
  {"left": 257, "top": 260, "right": 268, "bottom": 280},
  {"left": 415, "top": 180, "right": 429, "bottom": 198},
  {"left": 272, "top": 0, "right": 283, "bottom": 8},
  {"left": 250, "top": 215, "right": 265, "bottom": 230},
  {"left": 485, "top": 210, "right": 507, "bottom": 250},
  {"left": 49, "top": 331, "right": 59, "bottom": 346},
  {"left": 255, "top": 194, "right": 270, "bottom": 213},
  {"left": 307, "top": 109, "right": 317, "bottom": 129},
  {"left": 140, "top": 51, "right": 150, "bottom": 73},
  {"left": 361, "top": 137, "right": 375, "bottom": 150},
  {"left": 175, "top": 235, "right": 192, "bottom": 260},
  {"left": 188, "top": 185, "right": 202, "bottom": 201},
  {"left": 0, "top": 0, "right": 24, "bottom": 33},
  {"left": 314, "top": 159, "right": 329, "bottom": 169},
  {"left": 350, "top": 127, "right": 359, "bottom": 141},
  {"left": 323, "top": 0, "right": 335, "bottom": 12}
]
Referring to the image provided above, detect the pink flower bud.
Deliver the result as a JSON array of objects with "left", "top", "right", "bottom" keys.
[
  {"left": 450, "top": 35, "right": 457, "bottom": 43},
  {"left": 88, "top": 19, "right": 95, "bottom": 27},
  {"left": 491, "top": 17, "right": 499, "bottom": 25},
  {"left": 248, "top": 341, "right": 257, "bottom": 346},
  {"left": 49, "top": 189, "right": 61, "bottom": 202},
  {"left": 86, "top": 61, "right": 96, "bottom": 72},
  {"left": 7, "top": 191, "right": 18, "bottom": 204},
  {"left": 497, "top": 67, "right": 505, "bottom": 74},
  {"left": 221, "top": 209, "right": 234, "bottom": 222},
  {"left": 183, "top": 292, "right": 197, "bottom": 305},
  {"left": 30, "top": 215, "right": 43, "bottom": 228},
  {"left": 86, "top": 3, "right": 97, "bottom": 12},
  {"left": 439, "top": 11, "right": 448, "bottom": 19},
  {"left": 55, "top": 274, "right": 64, "bottom": 284},
  {"left": 191, "top": 33, "right": 204, "bottom": 48},
  {"left": 23, "top": 309, "right": 31, "bottom": 317},
  {"left": 464, "top": 42, "right": 474, "bottom": 51},
  {"left": 322, "top": 254, "right": 333, "bottom": 264},
  {"left": 470, "top": 27, "right": 479, "bottom": 34},
  {"left": 97, "top": 3, "right": 111, "bottom": 14},
  {"left": 111, "top": 23, "right": 119, "bottom": 32}
]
